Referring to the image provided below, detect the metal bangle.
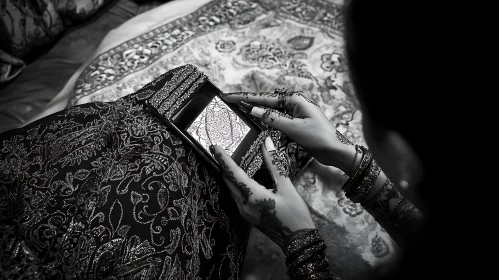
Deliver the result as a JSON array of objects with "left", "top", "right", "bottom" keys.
[
  {"left": 342, "top": 146, "right": 372, "bottom": 193},
  {"left": 349, "top": 160, "right": 382, "bottom": 204}
]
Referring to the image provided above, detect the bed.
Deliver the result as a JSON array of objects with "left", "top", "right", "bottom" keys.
[{"left": 26, "top": 0, "right": 402, "bottom": 279}]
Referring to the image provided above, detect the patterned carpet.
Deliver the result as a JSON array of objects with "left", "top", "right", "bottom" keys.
[{"left": 68, "top": 0, "right": 401, "bottom": 279}]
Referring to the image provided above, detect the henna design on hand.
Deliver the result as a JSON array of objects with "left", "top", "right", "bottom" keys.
[
  {"left": 221, "top": 91, "right": 280, "bottom": 97},
  {"left": 221, "top": 92, "right": 259, "bottom": 97},
  {"left": 214, "top": 152, "right": 253, "bottom": 205},
  {"left": 270, "top": 150, "right": 289, "bottom": 179},
  {"left": 273, "top": 109, "right": 293, "bottom": 119},
  {"left": 262, "top": 109, "right": 272, "bottom": 120},
  {"left": 295, "top": 91, "right": 319, "bottom": 107},
  {"left": 255, "top": 197, "right": 292, "bottom": 248},
  {"left": 259, "top": 91, "right": 279, "bottom": 97}
]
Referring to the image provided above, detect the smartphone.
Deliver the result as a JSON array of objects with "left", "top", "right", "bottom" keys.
[{"left": 147, "top": 78, "right": 273, "bottom": 187}]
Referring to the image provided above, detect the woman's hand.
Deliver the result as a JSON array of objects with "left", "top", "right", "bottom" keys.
[
  {"left": 221, "top": 91, "right": 356, "bottom": 173},
  {"left": 210, "top": 137, "right": 315, "bottom": 249}
]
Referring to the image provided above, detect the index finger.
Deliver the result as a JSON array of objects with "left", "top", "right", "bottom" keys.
[
  {"left": 221, "top": 91, "right": 284, "bottom": 109},
  {"left": 221, "top": 91, "right": 319, "bottom": 114}
]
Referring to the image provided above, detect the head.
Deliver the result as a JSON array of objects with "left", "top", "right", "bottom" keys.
[
  {"left": 344, "top": 1, "right": 462, "bottom": 278},
  {"left": 344, "top": 0, "right": 437, "bottom": 213}
]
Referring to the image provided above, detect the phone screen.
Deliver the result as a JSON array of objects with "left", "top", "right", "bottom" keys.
[
  {"left": 187, "top": 96, "right": 251, "bottom": 156},
  {"left": 171, "top": 81, "right": 262, "bottom": 165},
  {"left": 146, "top": 77, "right": 272, "bottom": 187}
]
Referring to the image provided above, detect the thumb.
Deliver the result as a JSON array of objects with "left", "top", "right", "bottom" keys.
[
  {"left": 260, "top": 136, "right": 295, "bottom": 194},
  {"left": 211, "top": 145, "right": 266, "bottom": 205}
]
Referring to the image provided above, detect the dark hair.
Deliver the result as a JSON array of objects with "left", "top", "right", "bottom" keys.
[
  {"left": 344, "top": 1, "right": 454, "bottom": 279},
  {"left": 344, "top": 0, "right": 437, "bottom": 168}
]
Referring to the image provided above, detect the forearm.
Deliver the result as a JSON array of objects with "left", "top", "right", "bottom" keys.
[
  {"left": 332, "top": 132, "right": 424, "bottom": 248},
  {"left": 361, "top": 171, "right": 423, "bottom": 248}
]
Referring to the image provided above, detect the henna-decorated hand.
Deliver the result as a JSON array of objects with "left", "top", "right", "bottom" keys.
[
  {"left": 210, "top": 137, "right": 315, "bottom": 249},
  {"left": 221, "top": 91, "right": 356, "bottom": 173}
]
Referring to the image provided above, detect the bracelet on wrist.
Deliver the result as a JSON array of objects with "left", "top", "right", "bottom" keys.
[
  {"left": 342, "top": 145, "right": 372, "bottom": 194},
  {"left": 346, "top": 144, "right": 362, "bottom": 177},
  {"left": 348, "top": 159, "right": 381, "bottom": 204},
  {"left": 284, "top": 229, "right": 337, "bottom": 280}
]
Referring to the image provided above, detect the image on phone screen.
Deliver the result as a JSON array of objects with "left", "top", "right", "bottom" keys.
[
  {"left": 170, "top": 80, "right": 263, "bottom": 170},
  {"left": 187, "top": 96, "right": 251, "bottom": 156},
  {"left": 166, "top": 80, "right": 273, "bottom": 186}
]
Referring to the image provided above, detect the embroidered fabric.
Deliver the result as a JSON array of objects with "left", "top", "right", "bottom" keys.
[{"left": 0, "top": 64, "right": 315, "bottom": 279}]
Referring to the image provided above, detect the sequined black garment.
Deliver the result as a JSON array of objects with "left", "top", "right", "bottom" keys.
[{"left": 0, "top": 65, "right": 254, "bottom": 279}]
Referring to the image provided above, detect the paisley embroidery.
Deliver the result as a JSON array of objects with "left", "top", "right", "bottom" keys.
[
  {"left": 0, "top": 68, "right": 252, "bottom": 279},
  {"left": 0, "top": 64, "right": 315, "bottom": 279}
]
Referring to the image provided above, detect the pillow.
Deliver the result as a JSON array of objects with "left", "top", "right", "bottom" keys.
[{"left": 0, "top": 0, "right": 111, "bottom": 83}]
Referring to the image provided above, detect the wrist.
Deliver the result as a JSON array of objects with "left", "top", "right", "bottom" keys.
[{"left": 326, "top": 144, "right": 359, "bottom": 176}]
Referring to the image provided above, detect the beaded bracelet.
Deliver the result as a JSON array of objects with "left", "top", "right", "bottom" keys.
[
  {"left": 288, "top": 254, "right": 330, "bottom": 279},
  {"left": 347, "top": 160, "right": 382, "bottom": 204},
  {"left": 286, "top": 240, "right": 326, "bottom": 268},
  {"left": 284, "top": 229, "right": 322, "bottom": 259},
  {"left": 307, "top": 271, "right": 338, "bottom": 280},
  {"left": 284, "top": 229, "right": 337, "bottom": 280}
]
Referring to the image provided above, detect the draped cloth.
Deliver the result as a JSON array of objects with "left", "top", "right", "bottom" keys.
[
  {"left": 0, "top": 0, "right": 113, "bottom": 83},
  {"left": 0, "top": 65, "right": 254, "bottom": 279}
]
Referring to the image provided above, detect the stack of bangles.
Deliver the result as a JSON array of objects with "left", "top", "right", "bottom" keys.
[
  {"left": 342, "top": 144, "right": 407, "bottom": 220},
  {"left": 343, "top": 145, "right": 381, "bottom": 204},
  {"left": 284, "top": 229, "right": 337, "bottom": 280}
]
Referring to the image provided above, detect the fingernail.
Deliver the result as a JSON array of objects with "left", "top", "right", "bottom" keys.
[
  {"left": 209, "top": 145, "right": 215, "bottom": 155},
  {"left": 220, "top": 92, "right": 239, "bottom": 97},
  {"left": 238, "top": 101, "right": 254, "bottom": 114},
  {"left": 240, "top": 101, "right": 254, "bottom": 111},
  {"left": 250, "top": 107, "right": 266, "bottom": 119},
  {"left": 264, "top": 136, "right": 276, "bottom": 152}
]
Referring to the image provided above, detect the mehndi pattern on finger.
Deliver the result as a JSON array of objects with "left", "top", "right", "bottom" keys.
[
  {"left": 270, "top": 150, "right": 290, "bottom": 179},
  {"left": 214, "top": 151, "right": 253, "bottom": 205},
  {"left": 295, "top": 90, "right": 319, "bottom": 107}
]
